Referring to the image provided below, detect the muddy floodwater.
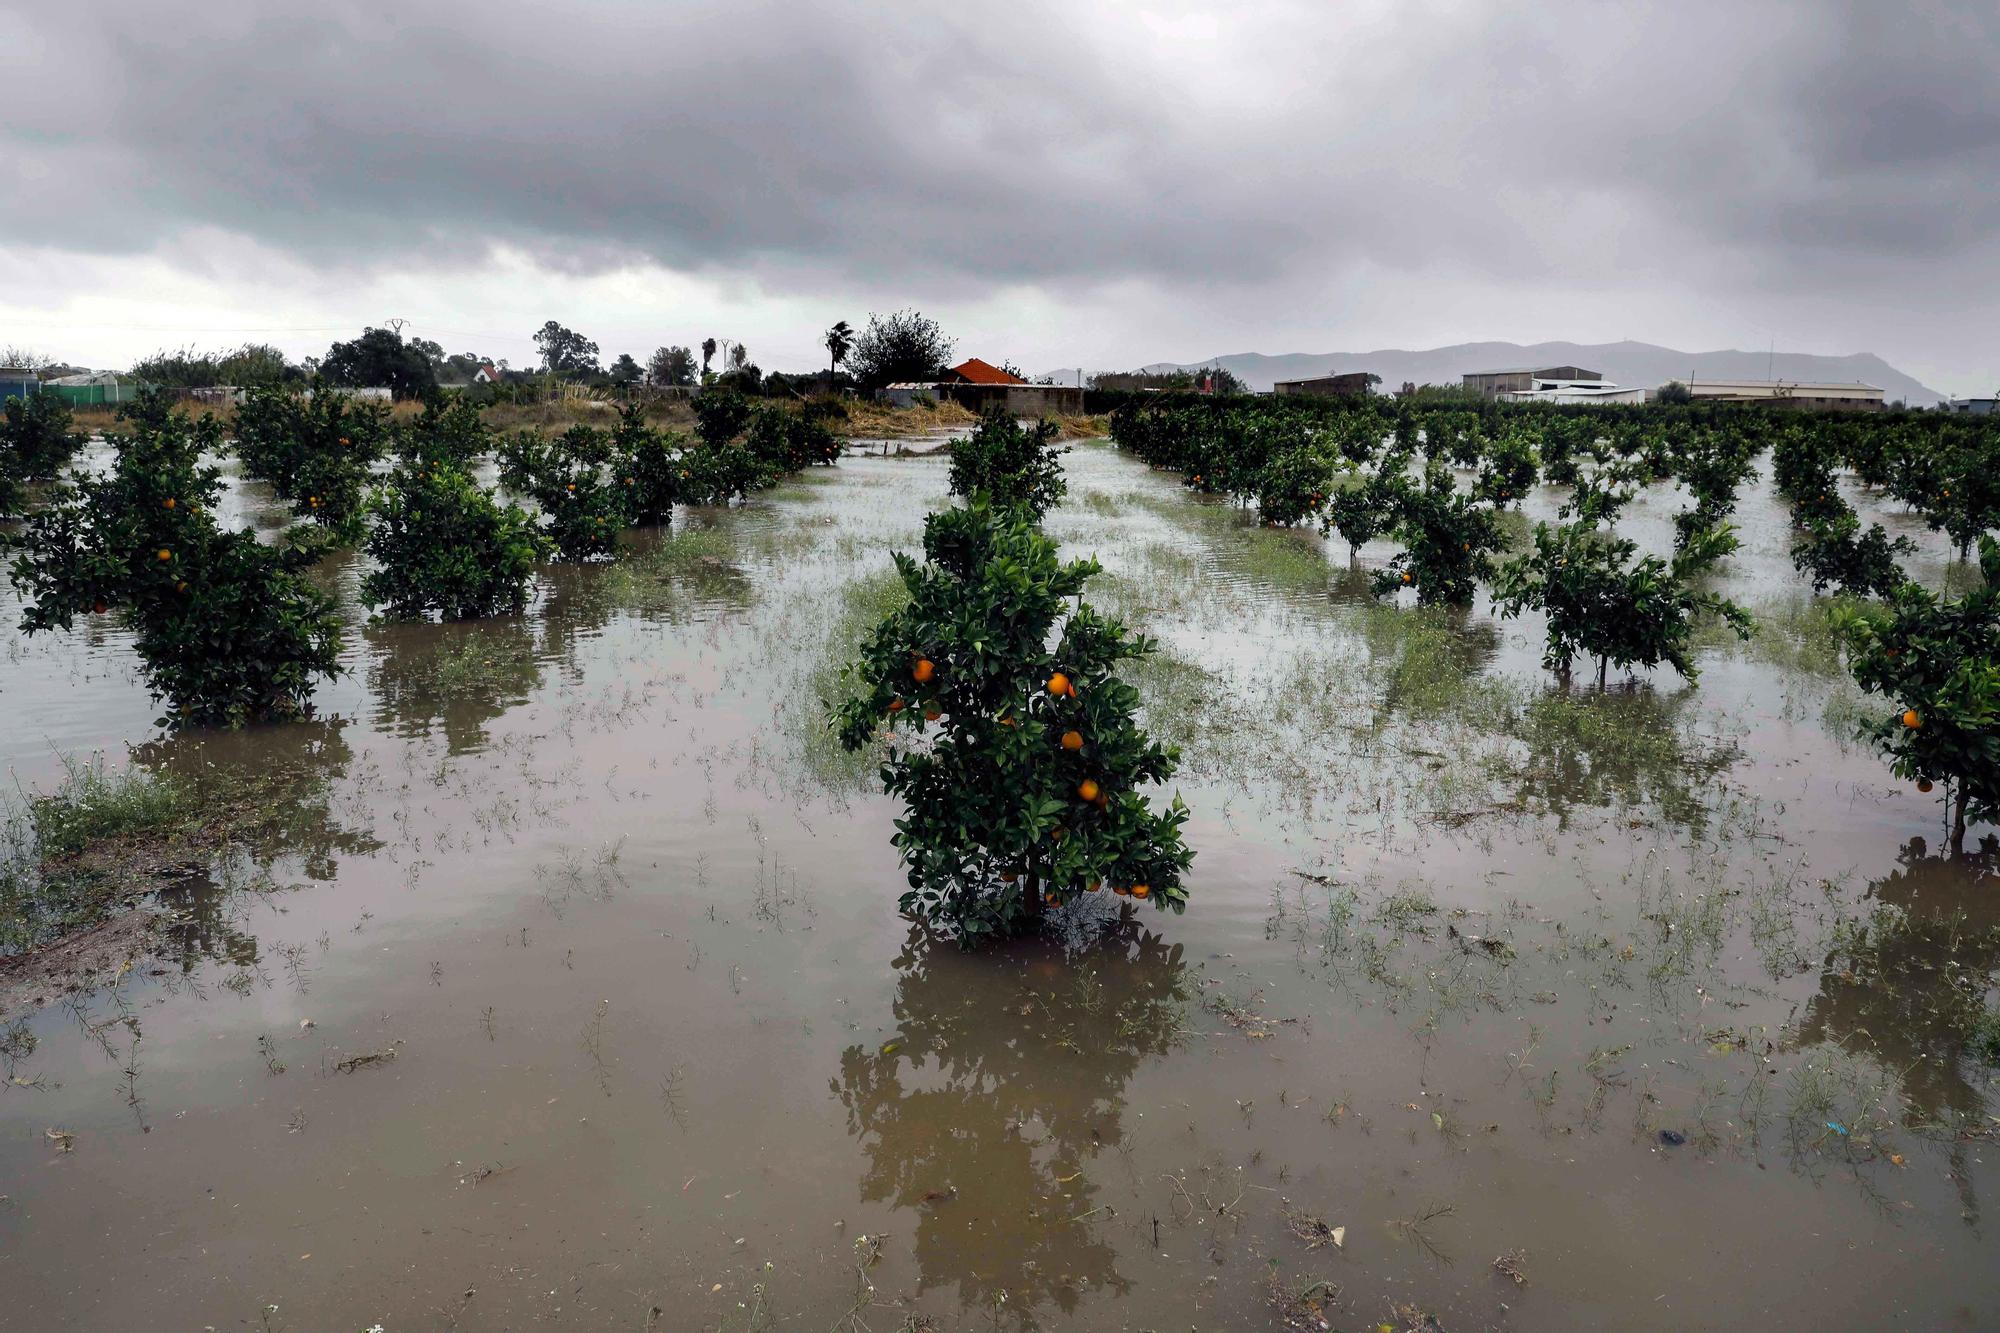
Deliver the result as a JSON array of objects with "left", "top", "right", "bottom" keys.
[{"left": 2, "top": 438, "right": 1996, "bottom": 1331}]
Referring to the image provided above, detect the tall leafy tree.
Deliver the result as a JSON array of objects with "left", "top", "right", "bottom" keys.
[
  {"left": 320, "top": 327, "right": 438, "bottom": 400},
  {"left": 847, "top": 310, "right": 954, "bottom": 391},
  {"left": 607, "top": 353, "right": 643, "bottom": 386},
  {"left": 647, "top": 345, "right": 696, "bottom": 387},
  {"left": 532, "top": 321, "right": 601, "bottom": 378}
]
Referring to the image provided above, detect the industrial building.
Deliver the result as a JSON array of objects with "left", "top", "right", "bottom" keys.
[
  {"left": 1946, "top": 397, "right": 1998, "bottom": 415},
  {"left": 1499, "top": 378, "right": 1647, "bottom": 405},
  {"left": 1462, "top": 365, "right": 1601, "bottom": 399},
  {"left": 1682, "top": 380, "right": 1884, "bottom": 410},
  {"left": 1273, "top": 371, "right": 1378, "bottom": 398}
]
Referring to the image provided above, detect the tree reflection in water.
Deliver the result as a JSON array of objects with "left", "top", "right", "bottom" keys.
[
  {"left": 1796, "top": 836, "right": 2000, "bottom": 1219},
  {"left": 834, "top": 920, "right": 1190, "bottom": 1326},
  {"left": 133, "top": 718, "right": 379, "bottom": 972}
]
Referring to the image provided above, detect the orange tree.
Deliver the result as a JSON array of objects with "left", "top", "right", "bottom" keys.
[
  {"left": 1370, "top": 459, "right": 1505, "bottom": 605},
  {"left": 362, "top": 436, "right": 546, "bottom": 621},
  {"left": 497, "top": 425, "right": 626, "bottom": 560},
  {"left": 746, "top": 402, "right": 842, "bottom": 474},
  {"left": 2, "top": 391, "right": 86, "bottom": 513},
  {"left": 947, "top": 406, "right": 1067, "bottom": 520},
  {"left": 831, "top": 497, "right": 1192, "bottom": 941},
  {"left": 233, "top": 380, "right": 391, "bottom": 539},
  {"left": 1838, "top": 537, "right": 2000, "bottom": 853},
  {"left": 1494, "top": 521, "right": 1752, "bottom": 686},
  {"left": 609, "top": 403, "right": 682, "bottom": 524},
  {"left": 6, "top": 390, "right": 343, "bottom": 725}
]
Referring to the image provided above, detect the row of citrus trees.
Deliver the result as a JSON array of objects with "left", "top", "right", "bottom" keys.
[
  {"left": 1, "top": 385, "right": 840, "bottom": 727},
  {"left": 1110, "top": 395, "right": 1998, "bottom": 851},
  {"left": 829, "top": 408, "right": 1193, "bottom": 940}
]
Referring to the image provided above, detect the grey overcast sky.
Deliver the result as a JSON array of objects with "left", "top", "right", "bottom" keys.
[{"left": 3, "top": 0, "right": 1996, "bottom": 393}]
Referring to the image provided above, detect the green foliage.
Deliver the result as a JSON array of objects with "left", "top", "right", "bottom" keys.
[
  {"left": 1, "top": 392, "right": 85, "bottom": 513},
  {"left": 947, "top": 408, "right": 1067, "bottom": 520},
  {"left": 648, "top": 345, "right": 697, "bottom": 387},
  {"left": 831, "top": 499, "right": 1192, "bottom": 941},
  {"left": 1792, "top": 512, "right": 1914, "bottom": 599},
  {"left": 320, "top": 326, "right": 438, "bottom": 400},
  {"left": 1838, "top": 538, "right": 2000, "bottom": 849},
  {"left": 498, "top": 426, "right": 625, "bottom": 561},
  {"left": 691, "top": 387, "right": 755, "bottom": 446},
  {"left": 363, "top": 456, "right": 546, "bottom": 621},
  {"left": 7, "top": 391, "right": 344, "bottom": 725},
  {"left": 233, "top": 380, "right": 391, "bottom": 538},
  {"left": 1494, "top": 521, "right": 1753, "bottom": 682},
  {"left": 533, "top": 320, "right": 600, "bottom": 377},
  {"left": 404, "top": 394, "right": 492, "bottom": 468},
  {"left": 746, "top": 404, "right": 842, "bottom": 474},
  {"left": 1371, "top": 461, "right": 1505, "bottom": 606},
  {"left": 1656, "top": 380, "right": 1694, "bottom": 405},
  {"left": 129, "top": 343, "right": 303, "bottom": 389},
  {"left": 847, "top": 309, "right": 955, "bottom": 391},
  {"left": 1473, "top": 426, "right": 1538, "bottom": 505},
  {"left": 610, "top": 403, "right": 683, "bottom": 524}
]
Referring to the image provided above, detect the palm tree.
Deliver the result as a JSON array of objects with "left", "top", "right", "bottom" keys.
[{"left": 825, "top": 320, "right": 854, "bottom": 387}]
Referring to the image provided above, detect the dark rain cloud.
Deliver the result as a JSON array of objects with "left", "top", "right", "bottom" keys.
[{"left": 5, "top": 0, "right": 1998, "bottom": 318}]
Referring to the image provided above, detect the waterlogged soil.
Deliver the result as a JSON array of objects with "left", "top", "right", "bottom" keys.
[{"left": 1, "top": 438, "right": 1996, "bottom": 1331}]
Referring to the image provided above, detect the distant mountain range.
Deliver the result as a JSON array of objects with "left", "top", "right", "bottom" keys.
[{"left": 1043, "top": 340, "right": 1947, "bottom": 405}]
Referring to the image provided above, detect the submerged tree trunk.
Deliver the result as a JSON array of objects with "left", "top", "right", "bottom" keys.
[{"left": 1952, "top": 785, "right": 1968, "bottom": 856}]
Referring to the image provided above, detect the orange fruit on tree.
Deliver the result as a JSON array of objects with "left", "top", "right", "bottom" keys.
[
  {"left": 1077, "top": 778, "right": 1101, "bottom": 802},
  {"left": 923, "top": 707, "right": 941, "bottom": 722},
  {"left": 1047, "top": 671, "right": 1071, "bottom": 697},
  {"left": 163, "top": 497, "right": 176, "bottom": 510},
  {"left": 1000, "top": 871, "right": 1017, "bottom": 883},
  {"left": 1400, "top": 571, "right": 1412, "bottom": 585},
  {"left": 1917, "top": 778, "right": 1934, "bottom": 793},
  {"left": 887, "top": 697, "right": 905, "bottom": 714},
  {"left": 1902, "top": 709, "right": 1921, "bottom": 729},
  {"left": 91, "top": 600, "right": 107, "bottom": 614},
  {"left": 156, "top": 548, "right": 171, "bottom": 561},
  {"left": 1130, "top": 884, "right": 1150, "bottom": 899},
  {"left": 566, "top": 483, "right": 576, "bottom": 493},
  {"left": 1061, "top": 730, "right": 1083, "bottom": 751},
  {"left": 1045, "top": 892, "right": 1058, "bottom": 906},
  {"left": 912, "top": 657, "right": 935, "bottom": 684},
  {"left": 175, "top": 581, "right": 187, "bottom": 593},
  {"left": 1087, "top": 879, "right": 1101, "bottom": 892},
  {"left": 1113, "top": 885, "right": 1130, "bottom": 896}
]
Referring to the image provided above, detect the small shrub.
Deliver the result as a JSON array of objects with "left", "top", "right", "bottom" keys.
[
  {"left": 947, "top": 407, "right": 1068, "bottom": 519},
  {"left": 831, "top": 498, "right": 1193, "bottom": 942}
]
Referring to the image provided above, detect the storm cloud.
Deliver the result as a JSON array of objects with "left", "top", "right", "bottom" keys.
[{"left": 5, "top": 0, "right": 1998, "bottom": 388}]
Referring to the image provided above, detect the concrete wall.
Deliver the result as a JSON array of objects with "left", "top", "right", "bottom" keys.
[{"left": 944, "top": 383, "right": 1084, "bottom": 416}]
